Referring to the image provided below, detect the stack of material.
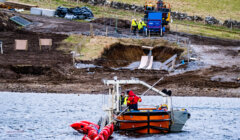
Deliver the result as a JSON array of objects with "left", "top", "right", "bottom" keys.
[
  {"left": 4, "top": 1, "right": 37, "bottom": 10},
  {"left": 42, "top": 9, "right": 55, "bottom": 17},
  {"left": 55, "top": 6, "right": 94, "bottom": 20},
  {"left": 30, "top": 8, "right": 42, "bottom": 16},
  {"left": 30, "top": 8, "right": 56, "bottom": 17}
]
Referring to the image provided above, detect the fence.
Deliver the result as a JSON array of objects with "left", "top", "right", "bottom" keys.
[
  {"left": 171, "top": 22, "right": 240, "bottom": 40},
  {"left": 0, "top": 41, "right": 3, "bottom": 54}
]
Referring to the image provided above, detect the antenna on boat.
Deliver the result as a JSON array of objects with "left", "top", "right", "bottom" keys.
[{"left": 140, "top": 77, "right": 164, "bottom": 97}]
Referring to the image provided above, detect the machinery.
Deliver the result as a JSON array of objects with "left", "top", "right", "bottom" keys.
[
  {"left": 102, "top": 77, "right": 190, "bottom": 134},
  {"left": 143, "top": 0, "right": 171, "bottom": 36}
]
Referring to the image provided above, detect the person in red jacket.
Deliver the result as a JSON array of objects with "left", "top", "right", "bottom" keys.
[{"left": 127, "top": 90, "right": 142, "bottom": 110}]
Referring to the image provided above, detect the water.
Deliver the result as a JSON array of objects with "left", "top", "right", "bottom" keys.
[{"left": 0, "top": 92, "right": 240, "bottom": 140}]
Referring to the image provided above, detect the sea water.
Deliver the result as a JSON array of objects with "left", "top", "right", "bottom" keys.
[{"left": 0, "top": 92, "right": 239, "bottom": 140}]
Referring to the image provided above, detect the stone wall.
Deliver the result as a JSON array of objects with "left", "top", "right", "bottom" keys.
[{"left": 79, "top": 0, "right": 240, "bottom": 29}]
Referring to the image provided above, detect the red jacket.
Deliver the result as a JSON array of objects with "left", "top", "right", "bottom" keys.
[{"left": 127, "top": 90, "right": 142, "bottom": 105}]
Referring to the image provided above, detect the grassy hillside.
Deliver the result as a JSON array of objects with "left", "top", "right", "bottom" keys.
[{"left": 109, "top": 0, "right": 240, "bottom": 21}]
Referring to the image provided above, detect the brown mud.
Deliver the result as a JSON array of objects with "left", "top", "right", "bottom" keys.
[
  {"left": 0, "top": 10, "right": 239, "bottom": 97},
  {"left": 92, "top": 18, "right": 131, "bottom": 29},
  {"left": 96, "top": 42, "right": 184, "bottom": 67}
]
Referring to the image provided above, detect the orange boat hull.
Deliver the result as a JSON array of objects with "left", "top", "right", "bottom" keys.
[{"left": 116, "top": 110, "right": 171, "bottom": 134}]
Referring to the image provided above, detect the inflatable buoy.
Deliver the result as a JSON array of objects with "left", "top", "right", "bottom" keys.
[
  {"left": 98, "top": 123, "right": 114, "bottom": 140},
  {"left": 82, "top": 135, "right": 91, "bottom": 140},
  {"left": 70, "top": 122, "right": 88, "bottom": 133},
  {"left": 99, "top": 129, "right": 109, "bottom": 140},
  {"left": 88, "top": 129, "right": 98, "bottom": 139},
  {"left": 70, "top": 121, "right": 99, "bottom": 133},
  {"left": 71, "top": 121, "right": 114, "bottom": 140},
  {"left": 105, "top": 124, "right": 113, "bottom": 135},
  {"left": 93, "top": 135, "right": 104, "bottom": 140}
]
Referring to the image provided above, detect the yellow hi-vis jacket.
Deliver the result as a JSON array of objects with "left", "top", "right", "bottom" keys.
[
  {"left": 141, "top": 21, "right": 146, "bottom": 27},
  {"left": 131, "top": 19, "right": 137, "bottom": 27},
  {"left": 138, "top": 21, "right": 143, "bottom": 30},
  {"left": 123, "top": 97, "right": 128, "bottom": 105}
]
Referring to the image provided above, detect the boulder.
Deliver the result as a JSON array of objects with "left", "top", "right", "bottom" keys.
[
  {"left": 223, "top": 20, "right": 240, "bottom": 29},
  {"left": 171, "top": 12, "right": 187, "bottom": 20},
  {"left": 55, "top": 6, "right": 94, "bottom": 20},
  {"left": 205, "top": 16, "right": 219, "bottom": 25}
]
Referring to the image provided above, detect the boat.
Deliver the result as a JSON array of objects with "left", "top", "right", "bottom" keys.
[{"left": 101, "top": 76, "right": 191, "bottom": 134}]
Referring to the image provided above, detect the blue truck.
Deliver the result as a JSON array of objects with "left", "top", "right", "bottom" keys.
[{"left": 143, "top": 0, "right": 171, "bottom": 37}]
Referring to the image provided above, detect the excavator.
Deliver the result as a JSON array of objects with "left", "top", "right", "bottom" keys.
[{"left": 143, "top": 0, "right": 171, "bottom": 36}]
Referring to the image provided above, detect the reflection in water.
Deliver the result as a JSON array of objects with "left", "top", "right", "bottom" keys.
[{"left": 0, "top": 92, "right": 240, "bottom": 140}]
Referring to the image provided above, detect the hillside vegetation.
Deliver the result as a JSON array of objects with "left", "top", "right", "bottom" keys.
[{"left": 109, "top": 0, "right": 240, "bottom": 21}]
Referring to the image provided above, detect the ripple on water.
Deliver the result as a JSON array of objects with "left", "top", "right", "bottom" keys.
[{"left": 0, "top": 92, "right": 240, "bottom": 140}]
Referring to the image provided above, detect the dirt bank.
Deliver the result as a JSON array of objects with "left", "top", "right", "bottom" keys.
[
  {"left": 0, "top": 10, "right": 18, "bottom": 31},
  {"left": 92, "top": 18, "right": 131, "bottom": 29},
  {"left": 96, "top": 42, "right": 184, "bottom": 67},
  {"left": 0, "top": 30, "right": 71, "bottom": 66},
  {"left": 0, "top": 66, "right": 239, "bottom": 97}
]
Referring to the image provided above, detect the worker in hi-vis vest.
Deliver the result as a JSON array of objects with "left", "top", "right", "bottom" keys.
[
  {"left": 138, "top": 20, "right": 146, "bottom": 33},
  {"left": 120, "top": 92, "right": 128, "bottom": 111},
  {"left": 120, "top": 92, "right": 128, "bottom": 105},
  {"left": 131, "top": 19, "right": 138, "bottom": 35}
]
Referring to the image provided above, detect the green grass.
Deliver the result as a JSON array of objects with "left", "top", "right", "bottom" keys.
[
  {"left": 109, "top": 0, "right": 240, "bottom": 21},
  {"left": 174, "top": 20, "right": 240, "bottom": 34},
  {"left": 171, "top": 22, "right": 240, "bottom": 40}
]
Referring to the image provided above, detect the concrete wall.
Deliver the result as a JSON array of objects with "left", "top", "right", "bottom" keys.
[
  {"left": 30, "top": 8, "right": 42, "bottom": 16},
  {"left": 31, "top": 8, "right": 56, "bottom": 17},
  {"left": 42, "top": 9, "right": 55, "bottom": 17}
]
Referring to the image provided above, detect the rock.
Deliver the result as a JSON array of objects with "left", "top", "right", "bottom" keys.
[
  {"left": 55, "top": 6, "right": 94, "bottom": 20},
  {"left": 223, "top": 20, "right": 240, "bottom": 29},
  {"left": 171, "top": 12, "right": 187, "bottom": 20},
  {"left": 186, "top": 16, "right": 203, "bottom": 21},
  {"left": 205, "top": 16, "right": 219, "bottom": 25}
]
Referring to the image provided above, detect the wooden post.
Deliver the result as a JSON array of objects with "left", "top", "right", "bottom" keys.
[
  {"left": 187, "top": 40, "right": 190, "bottom": 63},
  {"left": 90, "top": 23, "right": 94, "bottom": 37},
  {"left": 176, "top": 24, "right": 179, "bottom": 44},
  {"left": 115, "top": 17, "right": 118, "bottom": 33},
  {"left": 72, "top": 53, "right": 75, "bottom": 66},
  {"left": 230, "top": 17, "right": 232, "bottom": 30},
  {"left": 171, "top": 57, "right": 176, "bottom": 70},
  {"left": 106, "top": 26, "right": 108, "bottom": 36},
  {"left": 0, "top": 41, "right": 3, "bottom": 54}
]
